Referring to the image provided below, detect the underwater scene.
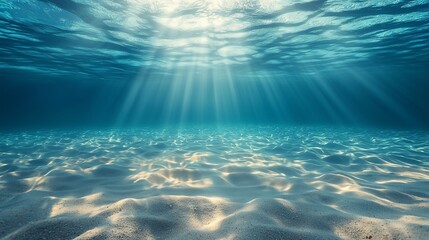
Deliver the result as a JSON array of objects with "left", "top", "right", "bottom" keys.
[{"left": 1, "top": 1, "right": 429, "bottom": 239}]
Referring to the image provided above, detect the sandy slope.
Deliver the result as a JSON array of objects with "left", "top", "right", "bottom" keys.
[{"left": 1, "top": 128, "right": 428, "bottom": 239}]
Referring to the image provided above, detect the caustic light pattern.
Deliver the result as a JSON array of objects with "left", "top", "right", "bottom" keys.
[{"left": 1, "top": 128, "right": 429, "bottom": 239}]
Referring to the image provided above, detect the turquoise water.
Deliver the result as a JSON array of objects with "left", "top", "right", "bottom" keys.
[
  {"left": 1, "top": 1, "right": 429, "bottom": 239},
  {"left": 1, "top": 0, "right": 429, "bottom": 128}
]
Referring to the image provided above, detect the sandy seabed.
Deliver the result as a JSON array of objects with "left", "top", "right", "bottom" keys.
[{"left": 0, "top": 127, "right": 428, "bottom": 239}]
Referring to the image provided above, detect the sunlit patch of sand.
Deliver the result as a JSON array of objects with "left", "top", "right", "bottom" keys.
[
  {"left": 129, "top": 169, "right": 213, "bottom": 188},
  {"left": 397, "top": 171, "right": 429, "bottom": 179},
  {"left": 184, "top": 152, "right": 212, "bottom": 163},
  {"left": 50, "top": 193, "right": 105, "bottom": 218},
  {"left": 375, "top": 179, "right": 412, "bottom": 184}
]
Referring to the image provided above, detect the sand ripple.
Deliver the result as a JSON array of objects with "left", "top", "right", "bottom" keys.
[{"left": 0, "top": 127, "right": 428, "bottom": 239}]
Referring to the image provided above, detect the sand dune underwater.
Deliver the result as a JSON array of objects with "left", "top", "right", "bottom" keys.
[{"left": 1, "top": 127, "right": 428, "bottom": 239}]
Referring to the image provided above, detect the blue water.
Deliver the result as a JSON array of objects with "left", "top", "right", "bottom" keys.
[
  {"left": 1, "top": 1, "right": 429, "bottom": 239},
  {"left": 1, "top": 0, "right": 429, "bottom": 129}
]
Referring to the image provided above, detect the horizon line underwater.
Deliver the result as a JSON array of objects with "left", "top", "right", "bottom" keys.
[{"left": 1, "top": 0, "right": 429, "bottom": 239}]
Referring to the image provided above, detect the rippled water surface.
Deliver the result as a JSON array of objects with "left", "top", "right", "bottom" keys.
[{"left": 1, "top": 0, "right": 429, "bottom": 78}]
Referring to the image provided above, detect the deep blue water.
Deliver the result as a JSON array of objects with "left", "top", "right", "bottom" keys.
[{"left": 1, "top": 0, "right": 429, "bottom": 129}]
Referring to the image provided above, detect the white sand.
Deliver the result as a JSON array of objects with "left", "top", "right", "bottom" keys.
[{"left": 0, "top": 128, "right": 428, "bottom": 239}]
